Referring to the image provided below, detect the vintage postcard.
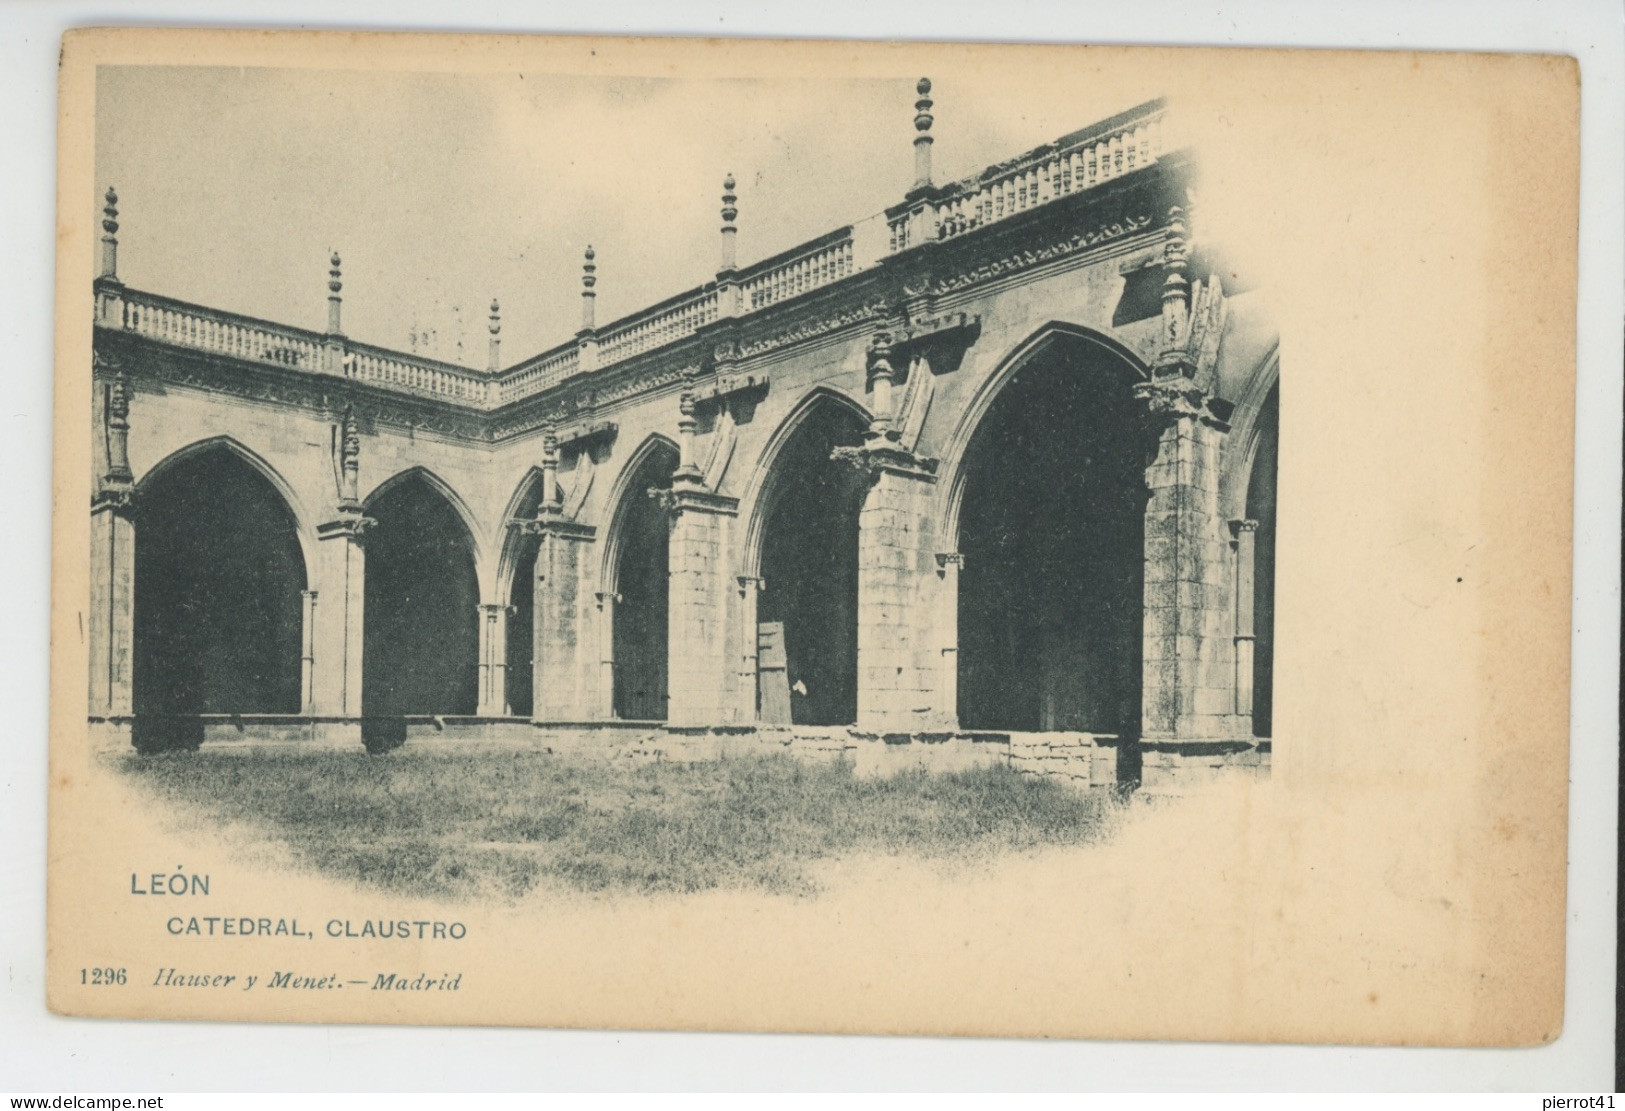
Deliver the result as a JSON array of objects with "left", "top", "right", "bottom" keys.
[{"left": 49, "top": 29, "right": 1577, "bottom": 1043}]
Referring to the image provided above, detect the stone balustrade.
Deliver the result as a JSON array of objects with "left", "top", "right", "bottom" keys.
[
  {"left": 121, "top": 291, "right": 326, "bottom": 371},
  {"left": 740, "top": 229, "right": 857, "bottom": 312},
  {"left": 100, "top": 98, "right": 1171, "bottom": 412},
  {"left": 596, "top": 287, "right": 720, "bottom": 363}
]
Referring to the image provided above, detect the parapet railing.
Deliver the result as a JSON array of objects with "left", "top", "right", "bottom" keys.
[
  {"left": 115, "top": 288, "right": 492, "bottom": 404},
  {"left": 894, "top": 105, "right": 1166, "bottom": 250},
  {"left": 344, "top": 340, "right": 488, "bottom": 404},
  {"left": 739, "top": 230, "right": 858, "bottom": 312},
  {"left": 120, "top": 291, "right": 327, "bottom": 372},
  {"left": 102, "top": 99, "right": 1169, "bottom": 411},
  {"left": 498, "top": 344, "right": 580, "bottom": 405},
  {"left": 597, "top": 286, "right": 720, "bottom": 363}
]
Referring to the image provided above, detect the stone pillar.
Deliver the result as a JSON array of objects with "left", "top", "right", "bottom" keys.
[
  {"left": 88, "top": 358, "right": 135, "bottom": 753},
  {"left": 1136, "top": 386, "right": 1239, "bottom": 744},
  {"left": 528, "top": 517, "right": 598, "bottom": 722},
  {"left": 1131, "top": 201, "right": 1253, "bottom": 779},
  {"left": 310, "top": 514, "right": 367, "bottom": 735},
  {"left": 595, "top": 591, "right": 618, "bottom": 719},
  {"left": 88, "top": 490, "right": 135, "bottom": 752},
  {"left": 477, "top": 603, "right": 509, "bottom": 716},
  {"left": 1231, "top": 519, "right": 1259, "bottom": 718},
  {"left": 847, "top": 449, "right": 945, "bottom": 733},
  {"left": 663, "top": 483, "right": 739, "bottom": 726},
  {"left": 934, "top": 552, "right": 964, "bottom": 728},
  {"left": 299, "top": 589, "right": 318, "bottom": 713},
  {"left": 308, "top": 408, "right": 368, "bottom": 744},
  {"left": 735, "top": 576, "right": 762, "bottom": 723}
]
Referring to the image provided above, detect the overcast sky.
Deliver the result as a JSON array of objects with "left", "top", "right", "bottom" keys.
[{"left": 94, "top": 60, "right": 1165, "bottom": 367}]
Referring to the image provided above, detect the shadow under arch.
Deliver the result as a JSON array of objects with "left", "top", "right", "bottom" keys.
[
  {"left": 136, "top": 435, "right": 318, "bottom": 577},
  {"left": 362, "top": 465, "right": 487, "bottom": 576},
  {"left": 739, "top": 386, "right": 872, "bottom": 726},
  {"left": 599, "top": 434, "right": 681, "bottom": 720},
  {"left": 737, "top": 386, "right": 873, "bottom": 580},
  {"left": 936, "top": 322, "right": 1151, "bottom": 551},
  {"left": 490, "top": 466, "right": 552, "bottom": 719},
  {"left": 361, "top": 466, "right": 483, "bottom": 721},
  {"left": 131, "top": 437, "right": 312, "bottom": 741},
  {"left": 941, "top": 321, "right": 1152, "bottom": 735},
  {"left": 598, "top": 433, "right": 681, "bottom": 595}
]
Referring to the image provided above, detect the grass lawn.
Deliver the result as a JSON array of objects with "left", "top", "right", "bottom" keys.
[{"left": 117, "top": 748, "right": 1123, "bottom": 900}]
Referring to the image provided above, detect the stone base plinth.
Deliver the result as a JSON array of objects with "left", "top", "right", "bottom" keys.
[{"left": 1135, "top": 739, "right": 1271, "bottom": 793}]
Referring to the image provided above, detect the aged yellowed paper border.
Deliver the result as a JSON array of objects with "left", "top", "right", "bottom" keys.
[{"left": 50, "top": 29, "right": 1577, "bottom": 1044}]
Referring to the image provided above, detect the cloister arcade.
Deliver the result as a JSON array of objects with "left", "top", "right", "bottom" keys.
[{"left": 87, "top": 92, "right": 1279, "bottom": 786}]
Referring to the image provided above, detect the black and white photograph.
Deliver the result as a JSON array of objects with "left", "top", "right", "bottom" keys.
[{"left": 40, "top": 26, "right": 1587, "bottom": 1061}]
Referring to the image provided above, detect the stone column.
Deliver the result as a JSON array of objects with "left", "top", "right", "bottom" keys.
[
  {"left": 299, "top": 590, "right": 318, "bottom": 713},
  {"left": 528, "top": 517, "right": 599, "bottom": 722},
  {"left": 309, "top": 408, "right": 368, "bottom": 745},
  {"left": 594, "top": 591, "right": 618, "bottom": 719},
  {"left": 846, "top": 448, "right": 945, "bottom": 733},
  {"left": 88, "top": 490, "right": 135, "bottom": 752},
  {"left": 476, "top": 602, "right": 509, "bottom": 716},
  {"left": 88, "top": 359, "right": 135, "bottom": 753},
  {"left": 1136, "top": 383, "right": 1239, "bottom": 743},
  {"left": 1231, "top": 519, "right": 1259, "bottom": 718},
  {"left": 934, "top": 552, "right": 964, "bottom": 729},
  {"left": 735, "top": 575, "right": 762, "bottom": 723},
  {"left": 663, "top": 483, "right": 740, "bottom": 726},
  {"left": 310, "top": 513, "right": 368, "bottom": 741},
  {"left": 1131, "top": 202, "right": 1252, "bottom": 776}
]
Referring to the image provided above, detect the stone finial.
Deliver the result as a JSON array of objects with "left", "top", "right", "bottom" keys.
[
  {"left": 581, "top": 245, "right": 597, "bottom": 331},
  {"left": 104, "top": 367, "right": 132, "bottom": 483},
  {"left": 867, "top": 331, "right": 899, "bottom": 442},
  {"left": 339, "top": 405, "right": 361, "bottom": 506},
  {"left": 327, "top": 252, "right": 344, "bottom": 335},
  {"left": 487, "top": 298, "right": 502, "bottom": 371},
  {"left": 1159, "top": 206, "right": 1190, "bottom": 357},
  {"left": 913, "top": 77, "right": 935, "bottom": 191},
  {"left": 99, "top": 187, "right": 120, "bottom": 280},
  {"left": 541, "top": 422, "right": 561, "bottom": 508},
  {"left": 674, "top": 367, "right": 704, "bottom": 483},
  {"left": 719, "top": 173, "right": 739, "bottom": 273}
]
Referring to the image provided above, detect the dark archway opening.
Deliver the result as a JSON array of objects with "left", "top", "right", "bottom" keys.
[
  {"left": 757, "top": 401, "right": 867, "bottom": 726},
  {"left": 133, "top": 447, "right": 307, "bottom": 736},
  {"left": 611, "top": 444, "right": 678, "bottom": 720},
  {"left": 1247, "top": 384, "right": 1279, "bottom": 738},
  {"left": 957, "top": 341, "right": 1148, "bottom": 734},
  {"left": 363, "top": 474, "right": 480, "bottom": 719}
]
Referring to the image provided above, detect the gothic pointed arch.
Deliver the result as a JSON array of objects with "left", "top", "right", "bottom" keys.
[
  {"left": 738, "top": 386, "right": 873, "bottom": 580},
  {"left": 599, "top": 433, "right": 680, "bottom": 720},
  {"left": 137, "top": 435, "right": 317, "bottom": 576},
  {"left": 937, "top": 321, "right": 1149, "bottom": 551},
  {"left": 361, "top": 467, "right": 482, "bottom": 718},
  {"left": 598, "top": 433, "right": 681, "bottom": 594},
  {"left": 945, "top": 322, "right": 1152, "bottom": 734},
  {"left": 131, "top": 437, "right": 311, "bottom": 739},
  {"left": 362, "top": 466, "right": 486, "bottom": 573},
  {"left": 742, "top": 386, "right": 871, "bottom": 726}
]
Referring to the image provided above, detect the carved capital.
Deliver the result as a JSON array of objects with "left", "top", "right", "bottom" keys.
[
  {"left": 1134, "top": 375, "right": 1206, "bottom": 424},
  {"left": 91, "top": 483, "right": 135, "bottom": 515},
  {"left": 317, "top": 511, "right": 375, "bottom": 542},
  {"left": 830, "top": 443, "right": 939, "bottom": 484},
  {"left": 650, "top": 485, "right": 739, "bottom": 518}
]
